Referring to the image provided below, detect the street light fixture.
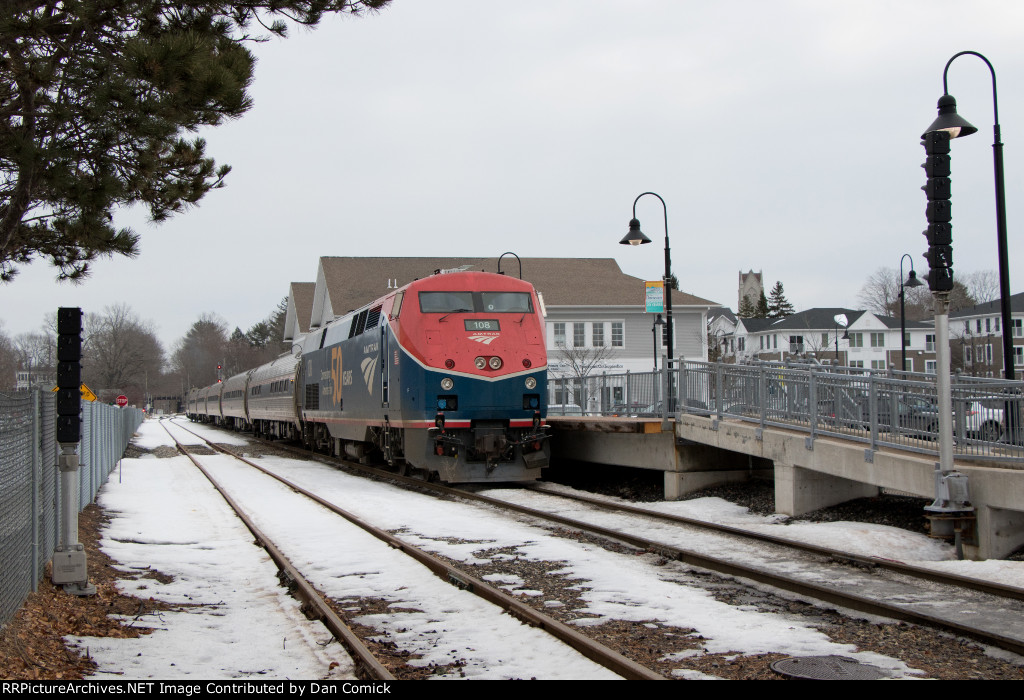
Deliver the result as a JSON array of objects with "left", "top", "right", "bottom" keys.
[
  {"left": 899, "top": 254, "right": 924, "bottom": 373},
  {"left": 621, "top": 192, "right": 674, "bottom": 411}
]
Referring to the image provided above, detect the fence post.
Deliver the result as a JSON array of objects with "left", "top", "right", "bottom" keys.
[
  {"left": 30, "top": 388, "right": 40, "bottom": 591},
  {"left": 809, "top": 369, "right": 818, "bottom": 441},
  {"left": 868, "top": 371, "right": 878, "bottom": 451}
]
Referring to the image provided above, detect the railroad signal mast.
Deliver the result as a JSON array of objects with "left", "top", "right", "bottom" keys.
[{"left": 52, "top": 307, "right": 96, "bottom": 596}]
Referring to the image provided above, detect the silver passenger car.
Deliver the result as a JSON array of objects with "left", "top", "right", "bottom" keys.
[{"left": 247, "top": 353, "right": 300, "bottom": 439}]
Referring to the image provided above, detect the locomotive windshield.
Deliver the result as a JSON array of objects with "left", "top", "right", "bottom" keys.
[{"left": 419, "top": 291, "right": 533, "bottom": 313}]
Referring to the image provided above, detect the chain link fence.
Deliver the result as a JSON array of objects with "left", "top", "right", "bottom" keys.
[{"left": 0, "top": 389, "right": 143, "bottom": 626}]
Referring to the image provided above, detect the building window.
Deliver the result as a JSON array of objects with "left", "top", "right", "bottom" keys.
[
  {"left": 986, "top": 318, "right": 991, "bottom": 333},
  {"left": 553, "top": 323, "right": 566, "bottom": 347},
  {"left": 1015, "top": 346, "right": 1023, "bottom": 367},
  {"left": 592, "top": 323, "right": 605, "bottom": 347},
  {"left": 977, "top": 319, "right": 983, "bottom": 334},
  {"left": 611, "top": 322, "right": 624, "bottom": 347},
  {"left": 760, "top": 336, "right": 765, "bottom": 350},
  {"left": 573, "top": 323, "right": 585, "bottom": 347},
  {"left": 995, "top": 317, "right": 1000, "bottom": 332},
  {"left": 965, "top": 346, "right": 973, "bottom": 364},
  {"left": 850, "top": 360, "right": 864, "bottom": 368},
  {"left": 1014, "top": 319, "right": 1022, "bottom": 338},
  {"left": 870, "top": 332, "right": 884, "bottom": 348},
  {"left": 985, "top": 344, "right": 993, "bottom": 363},
  {"left": 738, "top": 337, "right": 745, "bottom": 352},
  {"left": 904, "top": 358, "right": 913, "bottom": 372},
  {"left": 773, "top": 334, "right": 777, "bottom": 349},
  {"left": 871, "top": 360, "right": 886, "bottom": 370},
  {"left": 926, "top": 360, "right": 937, "bottom": 374},
  {"left": 926, "top": 334, "right": 936, "bottom": 352},
  {"left": 821, "top": 333, "right": 829, "bottom": 348},
  {"left": 904, "top": 332, "right": 911, "bottom": 347},
  {"left": 789, "top": 335, "right": 803, "bottom": 353},
  {"left": 849, "top": 333, "right": 864, "bottom": 348}
]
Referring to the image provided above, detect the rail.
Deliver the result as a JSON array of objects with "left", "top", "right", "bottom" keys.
[{"left": 547, "top": 360, "right": 1024, "bottom": 464}]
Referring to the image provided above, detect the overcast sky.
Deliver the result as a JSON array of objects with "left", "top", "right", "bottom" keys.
[{"left": 4, "top": 0, "right": 1024, "bottom": 352}]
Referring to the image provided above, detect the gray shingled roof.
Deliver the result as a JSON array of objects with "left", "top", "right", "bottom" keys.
[
  {"left": 950, "top": 291, "right": 1024, "bottom": 319},
  {"left": 317, "top": 256, "right": 717, "bottom": 315},
  {"left": 289, "top": 282, "right": 315, "bottom": 333}
]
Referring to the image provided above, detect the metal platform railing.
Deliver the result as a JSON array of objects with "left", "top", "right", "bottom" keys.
[{"left": 547, "top": 360, "right": 1024, "bottom": 464}]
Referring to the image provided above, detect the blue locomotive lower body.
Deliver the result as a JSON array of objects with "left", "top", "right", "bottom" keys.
[
  {"left": 300, "top": 332, "right": 549, "bottom": 482},
  {"left": 398, "top": 365, "right": 550, "bottom": 482}
]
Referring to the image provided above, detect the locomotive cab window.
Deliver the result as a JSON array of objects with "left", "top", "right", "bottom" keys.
[
  {"left": 419, "top": 291, "right": 533, "bottom": 313},
  {"left": 480, "top": 292, "right": 532, "bottom": 313},
  {"left": 420, "top": 292, "right": 474, "bottom": 313}
]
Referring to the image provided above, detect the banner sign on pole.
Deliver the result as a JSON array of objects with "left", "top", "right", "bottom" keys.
[{"left": 645, "top": 281, "right": 664, "bottom": 313}]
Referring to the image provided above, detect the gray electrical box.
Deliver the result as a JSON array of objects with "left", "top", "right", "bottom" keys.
[{"left": 51, "top": 549, "right": 88, "bottom": 585}]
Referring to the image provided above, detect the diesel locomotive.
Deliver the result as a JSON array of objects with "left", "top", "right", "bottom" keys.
[{"left": 188, "top": 269, "right": 550, "bottom": 482}]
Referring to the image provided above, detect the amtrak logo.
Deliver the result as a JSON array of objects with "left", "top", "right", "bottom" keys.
[
  {"left": 468, "top": 334, "right": 499, "bottom": 345},
  {"left": 361, "top": 357, "right": 378, "bottom": 394}
]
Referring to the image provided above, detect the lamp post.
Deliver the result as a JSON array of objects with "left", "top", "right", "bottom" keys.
[
  {"left": 621, "top": 192, "right": 675, "bottom": 411},
  {"left": 652, "top": 314, "right": 665, "bottom": 371},
  {"left": 925, "top": 51, "right": 1013, "bottom": 381},
  {"left": 833, "top": 314, "right": 849, "bottom": 364},
  {"left": 926, "top": 51, "right": 1016, "bottom": 447},
  {"left": 899, "top": 254, "right": 924, "bottom": 373}
]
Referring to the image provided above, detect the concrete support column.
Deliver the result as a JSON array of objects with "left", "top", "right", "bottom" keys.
[
  {"left": 774, "top": 460, "right": 879, "bottom": 516},
  {"left": 970, "top": 505, "right": 1024, "bottom": 560},
  {"left": 664, "top": 445, "right": 771, "bottom": 500}
]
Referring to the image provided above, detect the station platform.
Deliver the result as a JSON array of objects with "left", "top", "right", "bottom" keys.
[{"left": 545, "top": 414, "right": 1024, "bottom": 561}]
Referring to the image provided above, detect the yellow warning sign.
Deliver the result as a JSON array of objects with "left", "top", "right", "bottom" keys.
[{"left": 50, "top": 383, "right": 98, "bottom": 401}]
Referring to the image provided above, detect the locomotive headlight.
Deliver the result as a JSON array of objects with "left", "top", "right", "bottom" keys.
[
  {"left": 488, "top": 356, "right": 502, "bottom": 370},
  {"left": 441, "top": 377, "right": 454, "bottom": 390},
  {"left": 525, "top": 377, "right": 537, "bottom": 389},
  {"left": 474, "top": 357, "right": 487, "bottom": 370}
]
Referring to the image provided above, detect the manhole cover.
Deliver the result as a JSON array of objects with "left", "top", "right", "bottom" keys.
[{"left": 770, "top": 655, "right": 890, "bottom": 680}]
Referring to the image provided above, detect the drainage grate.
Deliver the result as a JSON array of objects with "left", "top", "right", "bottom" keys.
[{"left": 770, "top": 655, "right": 890, "bottom": 680}]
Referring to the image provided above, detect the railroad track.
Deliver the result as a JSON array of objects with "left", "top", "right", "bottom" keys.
[{"left": 159, "top": 418, "right": 661, "bottom": 680}]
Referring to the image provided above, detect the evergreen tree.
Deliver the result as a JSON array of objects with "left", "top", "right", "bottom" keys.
[
  {"left": 0, "top": 1, "right": 389, "bottom": 281},
  {"left": 755, "top": 290, "right": 770, "bottom": 318},
  {"left": 766, "top": 281, "right": 795, "bottom": 318},
  {"left": 737, "top": 294, "right": 756, "bottom": 318}
]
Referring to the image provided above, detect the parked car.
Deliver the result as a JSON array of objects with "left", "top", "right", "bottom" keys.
[
  {"left": 607, "top": 402, "right": 649, "bottom": 417},
  {"left": 547, "top": 404, "right": 583, "bottom": 416},
  {"left": 853, "top": 394, "right": 938, "bottom": 437},
  {"left": 638, "top": 399, "right": 708, "bottom": 417},
  {"left": 963, "top": 400, "right": 1003, "bottom": 442}
]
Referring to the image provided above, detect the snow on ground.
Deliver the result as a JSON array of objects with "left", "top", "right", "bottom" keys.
[
  {"left": 71, "top": 417, "right": 1024, "bottom": 679},
  {"left": 67, "top": 441, "right": 356, "bottom": 679}
]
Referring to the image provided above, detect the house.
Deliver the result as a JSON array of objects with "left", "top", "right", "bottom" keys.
[
  {"left": 725, "top": 308, "right": 934, "bottom": 370},
  {"left": 949, "top": 292, "right": 1024, "bottom": 377}
]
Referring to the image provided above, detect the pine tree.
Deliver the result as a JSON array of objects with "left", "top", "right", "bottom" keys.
[
  {"left": 755, "top": 291, "right": 770, "bottom": 318},
  {"left": 767, "top": 281, "right": 795, "bottom": 318},
  {"left": 0, "top": 1, "right": 389, "bottom": 282},
  {"left": 737, "top": 294, "right": 757, "bottom": 318}
]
